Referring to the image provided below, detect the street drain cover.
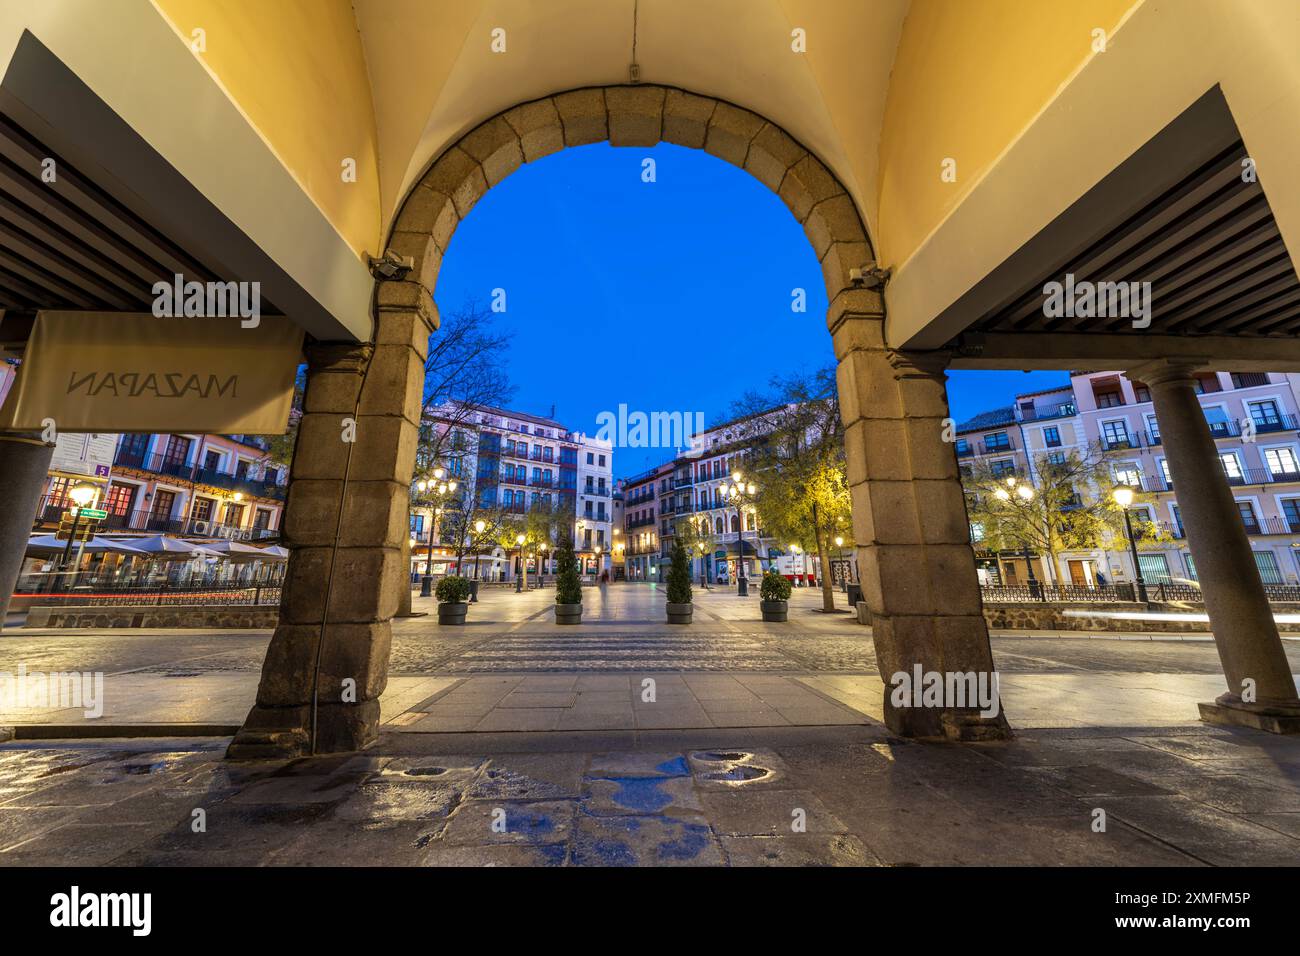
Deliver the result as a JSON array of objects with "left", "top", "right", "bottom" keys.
[{"left": 703, "top": 765, "right": 770, "bottom": 782}]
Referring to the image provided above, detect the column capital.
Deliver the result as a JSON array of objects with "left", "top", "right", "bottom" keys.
[
  {"left": 305, "top": 340, "right": 373, "bottom": 375},
  {"left": 1128, "top": 357, "right": 1209, "bottom": 388},
  {"left": 888, "top": 349, "right": 951, "bottom": 381}
]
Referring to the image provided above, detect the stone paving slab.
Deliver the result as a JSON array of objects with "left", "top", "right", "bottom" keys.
[{"left": 1, "top": 724, "right": 1296, "bottom": 866}]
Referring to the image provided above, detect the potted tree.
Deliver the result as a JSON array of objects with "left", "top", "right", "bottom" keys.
[
  {"left": 665, "top": 538, "right": 693, "bottom": 624},
  {"left": 760, "top": 570, "right": 791, "bottom": 622},
  {"left": 554, "top": 540, "right": 582, "bottom": 625},
  {"left": 435, "top": 575, "right": 471, "bottom": 624}
]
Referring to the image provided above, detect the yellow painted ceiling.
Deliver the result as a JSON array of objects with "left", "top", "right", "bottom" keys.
[{"left": 147, "top": 0, "right": 1147, "bottom": 275}]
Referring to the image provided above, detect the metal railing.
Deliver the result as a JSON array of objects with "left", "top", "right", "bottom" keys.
[
  {"left": 33, "top": 496, "right": 279, "bottom": 540},
  {"left": 980, "top": 582, "right": 1300, "bottom": 604},
  {"left": 114, "top": 448, "right": 286, "bottom": 500},
  {"left": 981, "top": 583, "right": 1137, "bottom": 603},
  {"left": 16, "top": 580, "right": 283, "bottom": 607}
]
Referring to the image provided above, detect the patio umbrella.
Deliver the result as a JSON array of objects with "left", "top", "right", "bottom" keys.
[
  {"left": 109, "top": 535, "right": 223, "bottom": 561},
  {"left": 254, "top": 545, "right": 289, "bottom": 561},
  {"left": 198, "top": 539, "right": 273, "bottom": 563},
  {"left": 25, "top": 535, "right": 148, "bottom": 556}
]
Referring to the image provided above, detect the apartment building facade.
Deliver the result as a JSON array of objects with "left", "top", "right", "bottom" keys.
[
  {"left": 621, "top": 411, "right": 793, "bottom": 586},
  {"left": 958, "top": 370, "right": 1300, "bottom": 589},
  {"left": 31, "top": 431, "right": 286, "bottom": 542},
  {"left": 414, "top": 404, "right": 613, "bottom": 579},
  {"left": 622, "top": 463, "right": 668, "bottom": 581}
]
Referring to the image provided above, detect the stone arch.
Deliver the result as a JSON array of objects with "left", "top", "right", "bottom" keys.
[
  {"left": 229, "top": 85, "right": 1007, "bottom": 759},
  {"left": 382, "top": 85, "right": 875, "bottom": 316}
]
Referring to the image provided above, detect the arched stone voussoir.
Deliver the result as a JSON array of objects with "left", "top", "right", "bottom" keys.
[
  {"left": 745, "top": 122, "right": 807, "bottom": 195},
  {"left": 780, "top": 154, "right": 846, "bottom": 224},
  {"left": 391, "top": 182, "right": 460, "bottom": 255},
  {"left": 662, "top": 88, "right": 715, "bottom": 149},
  {"left": 821, "top": 240, "right": 875, "bottom": 300},
  {"left": 503, "top": 98, "right": 565, "bottom": 163},
  {"left": 458, "top": 115, "right": 524, "bottom": 187},
  {"left": 606, "top": 85, "right": 665, "bottom": 147},
  {"left": 805, "top": 193, "right": 871, "bottom": 262},
  {"left": 419, "top": 146, "right": 488, "bottom": 220},
  {"left": 704, "top": 101, "right": 764, "bottom": 169},
  {"left": 554, "top": 88, "right": 608, "bottom": 146}
]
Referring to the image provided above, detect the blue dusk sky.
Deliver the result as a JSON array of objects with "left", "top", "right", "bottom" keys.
[{"left": 434, "top": 142, "right": 1069, "bottom": 478}]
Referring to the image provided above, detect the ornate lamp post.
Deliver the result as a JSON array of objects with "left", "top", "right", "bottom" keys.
[
  {"left": 720, "top": 472, "right": 758, "bottom": 596},
  {"left": 58, "top": 483, "right": 98, "bottom": 591},
  {"left": 1112, "top": 486, "right": 1149, "bottom": 603},
  {"left": 470, "top": 518, "right": 486, "bottom": 602},
  {"left": 415, "top": 467, "right": 457, "bottom": 598},
  {"left": 515, "top": 532, "right": 526, "bottom": 592}
]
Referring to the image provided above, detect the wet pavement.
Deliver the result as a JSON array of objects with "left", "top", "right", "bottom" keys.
[
  {"left": 4, "top": 584, "right": 1300, "bottom": 732},
  {"left": 2, "top": 722, "right": 1298, "bottom": 866},
  {"left": 3, "top": 583, "right": 1299, "bottom": 865}
]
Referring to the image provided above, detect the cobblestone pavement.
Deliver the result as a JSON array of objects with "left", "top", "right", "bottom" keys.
[
  {"left": 2, "top": 723, "right": 1297, "bottom": 866},
  {"left": 7, "top": 583, "right": 1299, "bottom": 678}
]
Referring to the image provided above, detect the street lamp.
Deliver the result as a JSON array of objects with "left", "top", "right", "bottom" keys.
[
  {"left": 58, "top": 483, "right": 98, "bottom": 590},
  {"left": 515, "top": 533, "right": 526, "bottom": 592},
  {"left": 720, "top": 475, "right": 758, "bottom": 596},
  {"left": 1112, "top": 486, "right": 1149, "bottom": 603},
  {"left": 417, "top": 476, "right": 457, "bottom": 598},
  {"left": 594, "top": 545, "right": 603, "bottom": 583},
  {"left": 538, "top": 541, "right": 548, "bottom": 587},
  {"left": 471, "top": 518, "right": 487, "bottom": 600}
]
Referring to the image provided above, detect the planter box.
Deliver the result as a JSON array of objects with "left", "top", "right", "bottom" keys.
[
  {"left": 437, "top": 601, "right": 468, "bottom": 625},
  {"left": 555, "top": 603, "right": 582, "bottom": 625},
  {"left": 760, "top": 599, "right": 788, "bottom": 622},
  {"left": 666, "top": 602, "right": 693, "bottom": 624}
]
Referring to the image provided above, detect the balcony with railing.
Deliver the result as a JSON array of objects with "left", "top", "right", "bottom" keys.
[
  {"left": 114, "top": 448, "right": 287, "bottom": 500},
  {"left": 980, "top": 437, "right": 1016, "bottom": 455},
  {"left": 1100, "top": 433, "right": 1142, "bottom": 451},
  {"left": 1020, "top": 403, "right": 1077, "bottom": 422},
  {"left": 34, "top": 495, "right": 279, "bottom": 540}
]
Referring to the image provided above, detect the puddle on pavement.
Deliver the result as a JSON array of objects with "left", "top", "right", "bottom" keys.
[
  {"left": 689, "top": 750, "right": 772, "bottom": 784},
  {"left": 693, "top": 751, "right": 749, "bottom": 763},
  {"left": 702, "top": 765, "right": 770, "bottom": 782}
]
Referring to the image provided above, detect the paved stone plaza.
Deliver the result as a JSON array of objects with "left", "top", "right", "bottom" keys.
[{"left": 1, "top": 584, "right": 1299, "bottom": 865}]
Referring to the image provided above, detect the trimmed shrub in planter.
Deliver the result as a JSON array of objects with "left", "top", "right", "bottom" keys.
[
  {"left": 435, "top": 575, "right": 471, "bottom": 625},
  {"left": 760, "top": 571, "right": 791, "bottom": 622},
  {"left": 665, "top": 538, "right": 693, "bottom": 624},
  {"left": 554, "top": 540, "right": 582, "bottom": 625}
]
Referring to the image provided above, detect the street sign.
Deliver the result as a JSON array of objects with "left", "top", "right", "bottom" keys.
[{"left": 76, "top": 508, "right": 108, "bottom": 520}]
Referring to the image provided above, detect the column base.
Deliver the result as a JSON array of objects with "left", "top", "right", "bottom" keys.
[
  {"left": 1199, "top": 694, "right": 1300, "bottom": 734},
  {"left": 226, "top": 700, "right": 381, "bottom": 759},
  {"left": 881, "top": 702, "right": 1013, "bottom": 741}
]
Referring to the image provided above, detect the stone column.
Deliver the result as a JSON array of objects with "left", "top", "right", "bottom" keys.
[
  {"left": 834, "top": 290, "right": 1010, "bottom": 740},
  {"left": 0, "top": 434, "right": 54, "bottom": 632},
  {"left": 228, "top": 282, "right": 432, "bottom": 758},
  {"left": 1136, "top": 359, "right": 1300, "bottom": 732}
]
